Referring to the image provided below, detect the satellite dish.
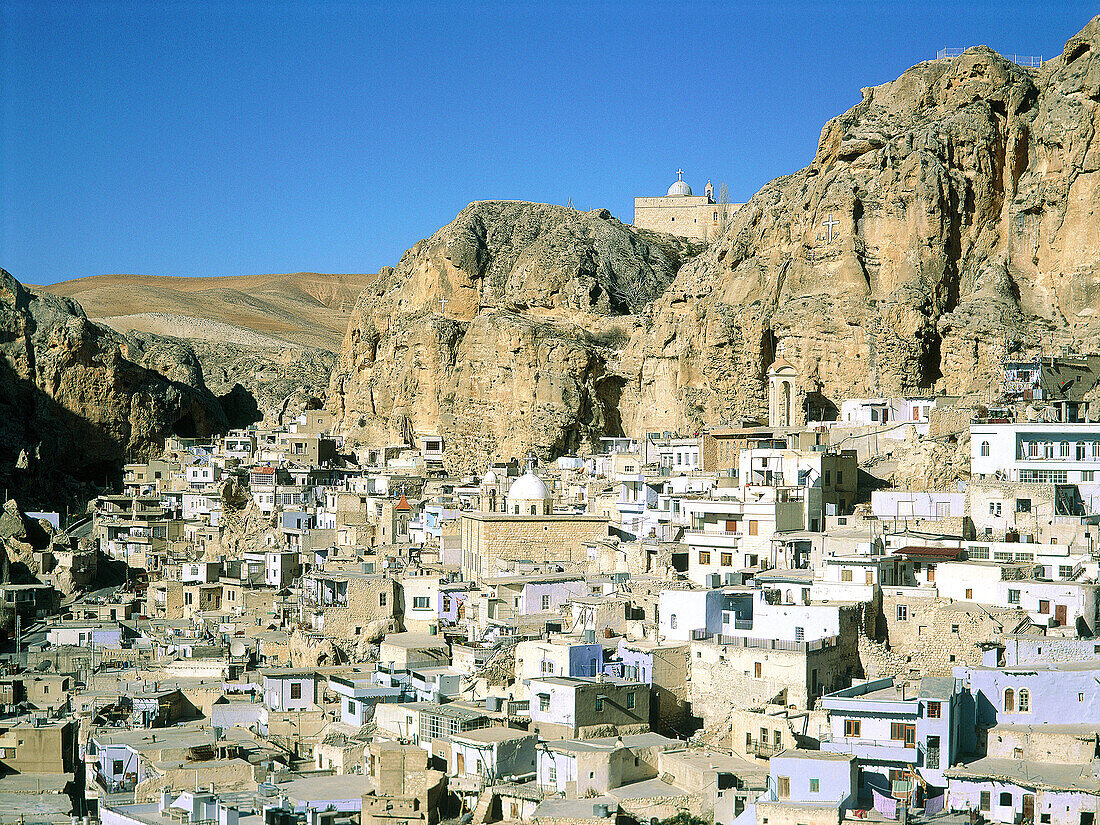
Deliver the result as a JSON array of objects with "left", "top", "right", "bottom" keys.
[{"left": 229, "top": 640, "right": 247, "bottom": 657}]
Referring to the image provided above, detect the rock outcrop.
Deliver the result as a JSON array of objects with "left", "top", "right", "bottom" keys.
[
  {"left": 0, "top": 269, "right": 226, "bottom": 508},
  {"left": 329, "top": 202, "right": 700, "bottom": 469},
  {"left": 329, "top": 17, "right": 1100, "bottom": 466},
  {"left": 623, "top": 17, "right": 1100, "bottom": 433}
]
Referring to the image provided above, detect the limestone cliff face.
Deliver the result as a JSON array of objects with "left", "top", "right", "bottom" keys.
[
  {"left": 328, "top": 202, "right": 698, "bottom": 469},
  {"left": 0, "top": 269, "right": 226, "bottom": 506},
  {"left": 626, "top": 17, "right": 1100, "bottom": 433},
  {"left": 331, "top": 18, "right": 1100, "bottom": 462}
]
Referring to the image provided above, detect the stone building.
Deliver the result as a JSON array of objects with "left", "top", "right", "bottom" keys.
[
  {"left": 458, "top": 511, "right": 608, "bottom": 579},
  {"left": 633, "top": 171, "right": 741, "bottom": 241}
]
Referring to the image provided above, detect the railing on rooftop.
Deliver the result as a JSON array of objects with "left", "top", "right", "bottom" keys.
[{"left": 938, "top": 47, "right": 1043, "bottom": 67}]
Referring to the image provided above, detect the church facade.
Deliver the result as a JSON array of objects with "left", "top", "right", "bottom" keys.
[{"left": 632, "top": 171, "right": 742, "bottom": 241}]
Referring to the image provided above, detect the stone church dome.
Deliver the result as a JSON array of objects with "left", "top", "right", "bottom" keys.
[
  {"left": 509, "top": 470, "right": 550, "bottom": 501},
  {"left": 667, "top": 179, "right": 692, "bottom": 196}
]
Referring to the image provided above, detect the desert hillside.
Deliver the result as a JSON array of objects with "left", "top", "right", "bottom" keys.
[{"left": 40, "top": 271, "right": 377, "bottom": 352}]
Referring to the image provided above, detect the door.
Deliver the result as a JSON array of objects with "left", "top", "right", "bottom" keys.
[
  {"left": 1022, "top": 794, "right": 1035, "bottom": 822},
  {"left": 1056, "top": 604, "right": 1068, "bottom": 626},
  {"left": 456, "top": 752, "right": 465, "bottom": 774},
  {"left": 777, "top": 776, "right": 790, "bottom": 799}
]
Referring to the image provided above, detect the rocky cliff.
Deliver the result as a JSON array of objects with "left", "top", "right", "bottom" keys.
[
  {"left": 329, "top": 202, "right": 700, "bottom": 467},
  {"left": 329, "top": 18, "right": 1100, "bottom": 468},
  {"left": 0, "top": 269, "right": 226, "bottom": 508}
]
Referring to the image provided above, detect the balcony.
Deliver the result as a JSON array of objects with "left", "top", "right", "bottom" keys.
[
  {"left": 819, "top": 734, "right": 918, "bottom": 762},
  {"left": 749, "top": 739, "right": 783, "bottom": 758},
  {"left": 684, "top": 529, "right": 740, "bottom": 549}
]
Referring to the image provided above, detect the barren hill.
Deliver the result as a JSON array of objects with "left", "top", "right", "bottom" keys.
[{"left": 41, "top": 271, "right": 377, "bottom": 352}]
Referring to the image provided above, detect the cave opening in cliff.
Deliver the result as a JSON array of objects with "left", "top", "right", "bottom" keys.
[{"left": 918, "top": 329, "right": 943, "bottom": 388}]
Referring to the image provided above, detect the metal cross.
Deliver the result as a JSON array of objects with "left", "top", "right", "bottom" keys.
[
  {"left": 439, "top": 295, "right": 448, "bottom": 315},
  {"left": 677, "top": 168, "right": 684, "bottom": 180},
  {"left": 823, "top": 214, "right": 840, "bottom": 243}
]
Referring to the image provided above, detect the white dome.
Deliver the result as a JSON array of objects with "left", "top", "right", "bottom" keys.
[
  {"left": 509, "top": 471, "right": 550, "bottom": 501},
  {"left": 482, "top": 469, "right": 499, "bottom": 486},
  {"left": 667, "top": 179, "right": 692, "bottom": 197}
]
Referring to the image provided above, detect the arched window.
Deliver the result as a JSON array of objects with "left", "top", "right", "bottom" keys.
[
  {"left": 1018, "top": 688, "right": 1030, "bottom": 712},
  {"left": 981, "top": 441, "right": 990, "bottom": 457},
  {"left": 1004, "top": 688, "right": 1015, "bottom": 712}
]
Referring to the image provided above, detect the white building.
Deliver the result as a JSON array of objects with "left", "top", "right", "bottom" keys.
[{"left": 971, "top": 422, "right": 1100, "bottom": 484}]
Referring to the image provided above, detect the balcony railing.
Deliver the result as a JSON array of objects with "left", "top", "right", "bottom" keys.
[{"left": 749, "top": 739, "right": 783, "bottom": 758}]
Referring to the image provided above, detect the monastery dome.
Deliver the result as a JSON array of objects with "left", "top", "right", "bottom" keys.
[
  {"left": 667, "top": 179, "right": 692, "bottom": 197},
  {"left": 509, "top": 470, "right": 550, "bottom": 501},
  {"left": 482, "top": 468, "right": 499, "bottom": 486}
]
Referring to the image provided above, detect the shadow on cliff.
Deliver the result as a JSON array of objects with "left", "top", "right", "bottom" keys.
[
  {"left": 218, "top": 383, "right": 262, "bottom": 429},
  {"left": 0, "top": 354, "right": 220, "bottom": 512}
]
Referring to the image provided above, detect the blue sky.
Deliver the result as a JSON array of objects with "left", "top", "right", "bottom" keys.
[{"left": 1, "top": 1, "right": 1095, "bottom": 284}]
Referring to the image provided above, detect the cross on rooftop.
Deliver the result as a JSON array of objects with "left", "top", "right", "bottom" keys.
[{"left": 677, "top": 168, "right": 684, "bottom": 180}]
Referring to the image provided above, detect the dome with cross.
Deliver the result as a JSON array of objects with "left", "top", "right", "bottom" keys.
[{"left": 667, "top": 169, "right": 692, "bottom": 197}]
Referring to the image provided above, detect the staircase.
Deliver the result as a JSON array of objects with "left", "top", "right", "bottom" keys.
[{"left": 470, "top": 789, "right": 495, "bottom": 824}]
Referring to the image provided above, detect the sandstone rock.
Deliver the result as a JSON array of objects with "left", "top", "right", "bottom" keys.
[
  {"left": 0, "top": 269, "right": 226, "bottom": 508},
  {"left": 328, "top": 202, "right": 698, "bottom": 471},
  {"left": 329, "top": 17, "right": 1100, "bottom": 459}
]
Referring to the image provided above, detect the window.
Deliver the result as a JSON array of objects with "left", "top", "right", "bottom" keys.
[
  {"left": 379, "top": 592, "right": 388, "bottom": 607},
  {"left": 971, "top": 546, "right": 990, "bottom": 559},
  {"left": 290, "top": 683, "right": 302, "bottom": 700},
  {"left": 1083, "top": 471, "right": 1095, "bottom": 482},
  {"left": 760, "top": 727, "right": 768, "bottom": 744},
  {"left": 184, "top": 592, "right": 193, "bottom": 605},
  {"left": 595, "top": 696, "right": 605, "bottom": 712},
  {"left": 542, "top": 595, "right": 551, "bottom": 611},
  {"left": 980, "top": 792, "right": 990, "bottom": 811},
  {"left": 837, "top": 471, "right": 844, "bottom": 484},
  {"left": 844, "top": 719, "right": 861, "bottom": 737},
  {"left": 1039, "top": 600, "right": 1050, "bottom": 614},
  {"left": 1018, "top": 688, "right": 1029, "bottom": 712},
  {"left": 896, "top": 605, "right": 908, "bottom": 621},
  {"left": 413, "top": 596, "right": 430, "bottom": 610},
  {"left": 748, "top": 520, "right": 759, "bottom": 536},
  {"left": 699, "top": 551, "right": 711, "bottom": 565},
  {"left": 841, "top": 569, "right": 853, "bottom": 582},
  {"left": 1061, "top": 441, "right": 1071, "bottom": 457},
  {"left": 538, "top": 693, "right": 550, "bottom": 712},
  {"left": 1000, "top": 793, "right": 1012, "bottom": 807},
  {"left": 890, "top": 723, "right": 916, "bottom": 745},
  {"left": 810, "top": 779, "right": 820, "bottom": 793},
  {"left": 966, "top": 588, "right": 973, "bottom": 599},
  {"left": 1060, "top": 565, "right": 1074, "bottom": 578},
  {"left": 1017, "top": 498, "right": 1031, "bottom": 513},
  {"left": 981, "top": 441, "right": 990, "bottom": 456},
  {"left": 547, "top": 765, "right": 556, "bottom": 783},
  {"left": 721, "top": 552, "right": 733, "bottom": 566},
  {"left": 990, "top": 501, "right": 1002, "bottom": 516},
  {"left": 670, "top": 614, "right": 677, "bottom": 629},
  {"left": 1008, "top": 589, "right": 1020, "bottom": 604},
  {"left": 1004, "top": 688, "right": 1015, "bottom": 712},
  {"left": 927, "top": 701, "right": 941, "bottom": 718},
  {"left": 113, "top": 760, "right": 124, "bottom": 774},
  {"left": 795, "top": 626, "right": 804, "bottom": 641},
  {"left": 626, "top": 692, "right": 636, "bottom": 709},
  {"left": 348, "top": 699, "right": 355, "bottom": 714}
]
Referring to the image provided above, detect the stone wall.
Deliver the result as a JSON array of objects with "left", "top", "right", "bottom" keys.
[
  {"left": 461, "top": 515, "right": 607, "bottom": 577},
  {"left": 861, "top": 592, "right": 1029, "bottom": 678}
]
